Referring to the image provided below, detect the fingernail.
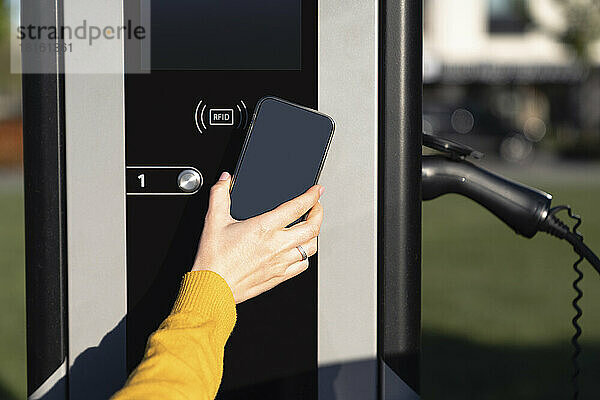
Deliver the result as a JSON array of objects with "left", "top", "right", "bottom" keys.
[
  {"left": 318, "top": 186, "right": 325, "bottom": 196},
  {"left": 219, "top": 171, "right": 230, "bottom": 181}
]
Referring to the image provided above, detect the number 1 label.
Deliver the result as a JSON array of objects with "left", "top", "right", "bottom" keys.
[{"left": 137, "top": 174, "right": 146, "bottom": 188}]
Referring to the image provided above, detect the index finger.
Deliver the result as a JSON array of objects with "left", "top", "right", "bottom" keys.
[{"left": 261, "top": 185, "right": 323, "bottom": 229}]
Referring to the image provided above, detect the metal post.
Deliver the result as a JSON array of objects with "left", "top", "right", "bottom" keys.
[
  {"left": 22, "top": 0, "right": 68, "bottom": 397},
  {"left": 379, "top": 0, "right": 422, "bottom": 397}
]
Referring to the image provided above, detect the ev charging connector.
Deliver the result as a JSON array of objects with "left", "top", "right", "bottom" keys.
[{"left": 422, "top": 133, "right": 600, "bottom": 398}]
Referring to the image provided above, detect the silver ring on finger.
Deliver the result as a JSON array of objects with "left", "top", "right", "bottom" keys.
[{"left": 296, "top": 245, "right": 308, "bottom": 261}]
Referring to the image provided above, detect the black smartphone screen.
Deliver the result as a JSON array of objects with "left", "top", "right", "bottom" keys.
[{"left": 230, "top": 97, "right": 335, "bottom": 220}]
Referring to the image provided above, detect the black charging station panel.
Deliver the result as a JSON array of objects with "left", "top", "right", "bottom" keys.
[{"left": 124, "top": 0, "right": 317, "bottom": 397}]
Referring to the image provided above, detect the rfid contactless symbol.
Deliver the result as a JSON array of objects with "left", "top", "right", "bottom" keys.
[
  {"left": 422, "top": 133, "right": 600, "bottom": 397},
  {"left": 209, "top": 109, "right": 234, "bottom": 126},
  {"left": 194, "top": 99, "right": 248, "bottom": 133},
  {"left": 195, "top": 100, "right": 207, "bottom": 133}
]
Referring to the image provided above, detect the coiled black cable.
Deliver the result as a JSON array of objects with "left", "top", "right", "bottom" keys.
[
  {"left": 541, "top": 206, "right": 590, "bottom": 400},
  {"left": 420, "top": 149, "right": 600, "bottom": 397},
  {"left": 541, "top": 206, "right": 600, "bottom": 276},
  {"left": 571, "top": 254, "right": 584, "bottom": 400}
]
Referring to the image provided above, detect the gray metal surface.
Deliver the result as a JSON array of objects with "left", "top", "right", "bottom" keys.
[
  {"left": 28, "top": 362, "right": 67, "bottom": 400},
  {"left": 63, "top": 0, "right": 127, "bottom": 397},
  {"left": 380, "top": 0, "right": 423, "bottom": 394},
  {"left": 382, "top": 361, "right": 420, "bottom": 400},
  {"left": 177, "top": 169, "right": 203, "bottom": 193},
  {"left": 319, "top": 359, "right": 377, "bottom": 400},
  {"left": 60, "top": 0, "right": 381, "bottom": 397},
  {"left": 317, "top": 0, "right": 378, "bottom": 383},
  {"left": 21, "top": 0, "right": 68, "bottom": 396}
]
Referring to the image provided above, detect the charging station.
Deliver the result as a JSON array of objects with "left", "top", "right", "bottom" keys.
[{"left": 23, "top": 1, "right": 422, "bottom": 399}]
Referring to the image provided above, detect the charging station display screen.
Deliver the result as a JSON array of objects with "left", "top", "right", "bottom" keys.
[{"left": 151, "top": 0, "right": 302, "bottom": 70}]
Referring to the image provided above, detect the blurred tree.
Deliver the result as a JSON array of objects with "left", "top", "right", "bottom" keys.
[
  {"left": 0, "top": 0, "right": 19, "bottom": 90},
  {"left": 554, "top": 1, "right": 600, "bottom": 156},
  {"left": 0, "top": 0, "right": 10, "bottom": 83},
  {"left": 528, "top": 0, "right": 600, "bottom": 157},
  {"left": 0, "top": 0, "right": 7, "bottom": 34},
  {"left": 0, "top": 0, "right": 9, "bottom": 54},
  {"left": 532, "top": 0, "right": 600, "bottom": 63},
  {"left": 555, "top": 0, "right": 600, "bottom": 63}
]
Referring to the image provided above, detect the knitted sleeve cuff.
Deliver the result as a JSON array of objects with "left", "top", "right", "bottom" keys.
[{"left": 168, "top": 270, "right": 237, "bottom": 340}]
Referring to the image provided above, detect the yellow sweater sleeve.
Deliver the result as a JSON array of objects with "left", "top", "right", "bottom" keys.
[{"left": 111, "top": 270, "right": 237, "bottom": 400}]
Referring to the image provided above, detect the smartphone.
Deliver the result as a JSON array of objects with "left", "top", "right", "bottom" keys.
[{"left": 230, "top": 96, "right": 335, "bottom": 221}]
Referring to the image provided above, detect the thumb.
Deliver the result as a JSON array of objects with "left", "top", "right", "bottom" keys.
[{"left": 207, "top": 171, "right": 232, "bottom": 220}]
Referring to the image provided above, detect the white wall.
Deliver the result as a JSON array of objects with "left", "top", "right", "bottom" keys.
[{"left": 425, "top": 0, "right": 600, "bottom": 66}]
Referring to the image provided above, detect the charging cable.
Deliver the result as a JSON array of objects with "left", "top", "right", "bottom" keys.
[
  {"left": 422, "top": 133, "right": 600, "bottom": 399},
  {"left": 540, "top": 206, "right": 599, "bottom": 399}
]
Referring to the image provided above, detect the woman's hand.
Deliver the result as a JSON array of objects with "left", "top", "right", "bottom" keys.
[{"left": 192, "top": 171, "right": 325, "bottom": 304}]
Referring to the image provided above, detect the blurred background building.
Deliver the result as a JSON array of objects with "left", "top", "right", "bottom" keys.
[
  {"left": 0, "top": 0, "right": 599, "bottom": 399},
  {"left": 424, "top": 0, "right": 600, "bottom": 162}
]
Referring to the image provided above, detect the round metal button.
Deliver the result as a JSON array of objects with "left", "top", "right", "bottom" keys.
[{"left": 177, "top": 169, "right": 203, "bottom": 193}]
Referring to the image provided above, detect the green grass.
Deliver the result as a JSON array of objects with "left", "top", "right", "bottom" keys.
[
  {"left": 423, "top": 183, "right": 600, "bottom": 399},
  {"left": 0, "top": 189, "right": 25, "bottom": 399},
  {"left": 1, "top": 179, "right": 599, "bottom": 399}
]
